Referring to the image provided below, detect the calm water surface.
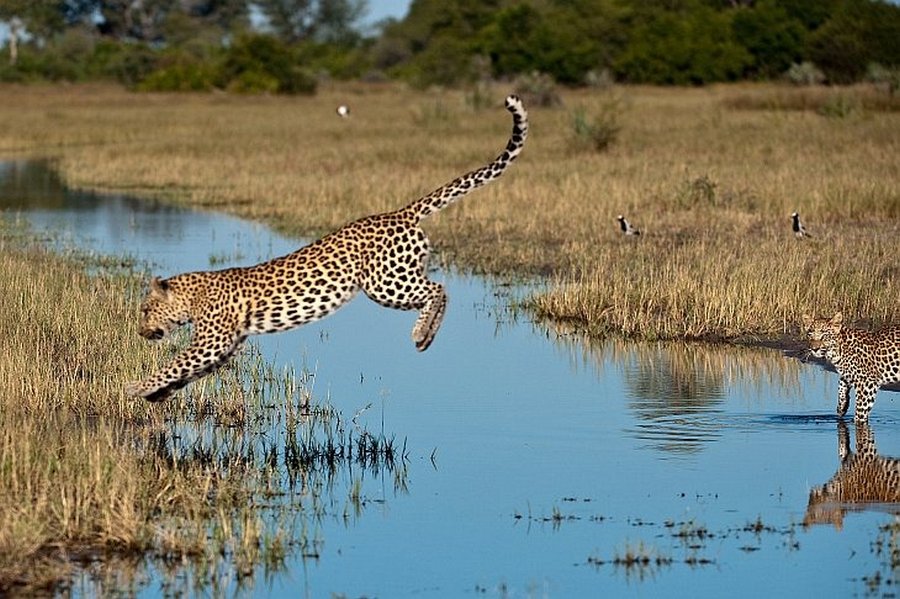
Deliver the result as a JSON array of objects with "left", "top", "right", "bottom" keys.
[{"left": 2, "top": 160, "right": 899, "bottom": 598}]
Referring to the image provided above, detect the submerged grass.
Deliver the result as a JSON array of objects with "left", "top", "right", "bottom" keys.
[
  {"left": 0, "top": 82, "right": 897, "bottom": 341},
  {"left": 0, "top": 217, "right": 405, "bottom": 594}
]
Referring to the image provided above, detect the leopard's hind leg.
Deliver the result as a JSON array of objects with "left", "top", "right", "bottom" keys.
[
  {"left": 409, "top": 280, "right": 447, "bottom": 351},
  {"left": 363, "top": 271, "right": 448, "bottom": 351},
  {"left": 360, "top": 228, "right": 447, "bottom": 351}
]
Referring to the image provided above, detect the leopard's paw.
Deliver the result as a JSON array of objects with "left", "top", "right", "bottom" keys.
[{"left": 124, "top": 381, "right": 144, "bottom": 398}]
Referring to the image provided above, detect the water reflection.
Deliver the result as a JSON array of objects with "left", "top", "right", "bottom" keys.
[
  {"left": 619, "top": 341, "right": 725, "bottom": 454},
  {"left": 0, "top": 159, "right": 139, "bottom": 212},
  {"left": 544, "top": 323, "right": 806, "bottom": 454},
  {"left": 804, "top": 422, "right": 900, "bottom": 529},
  {"left": 0, "top": 159, "right": 286, "bottom": 275},
  {"left": 0, "top": 159, "right": 73, "bottom": 209},
  {"left": 803, "top": 420, "right": 900, "bottom": 530}
]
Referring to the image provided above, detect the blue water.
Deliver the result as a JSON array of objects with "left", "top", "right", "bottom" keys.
[{"left": 2, "top": 159, "right": 899, "bottom": 598}]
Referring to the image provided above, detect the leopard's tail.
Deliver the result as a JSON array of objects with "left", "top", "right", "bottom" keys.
[{"left": 400, "top": 94, "right": 528, "bottom": 223}]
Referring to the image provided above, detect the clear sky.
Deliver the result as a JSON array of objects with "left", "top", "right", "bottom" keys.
[{"left": 365, "top": 0, "right": 412, "bottom": 25}]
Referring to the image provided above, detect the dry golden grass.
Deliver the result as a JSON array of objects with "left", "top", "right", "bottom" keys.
[
  {"left": 0, "top": 221, "right": 379, "bottom": 593},
  {"left": 0, "top": 225, "right": 254, "bottom": 591},
  {"left": 0, "top": 81, "right": 897, "bottom": 340}
]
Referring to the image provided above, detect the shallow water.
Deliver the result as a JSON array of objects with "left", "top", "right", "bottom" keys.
[{"left": 3, "top": 159, "right": 899, "bottom": 598}]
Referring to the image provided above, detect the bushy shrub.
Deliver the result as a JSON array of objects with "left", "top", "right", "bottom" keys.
[
  {"left": 513, "top": 71, "right": 562, "bottom": 108},
  {"left": 137, "top": 62, "right": 218, "bottom": 92},
  {"left": 219, "top": 34, "right": 316, "bottom": 95},
  {"left": 584, "top": 68, "right": 615, "bottom": 89},
  {"left": 866, "top": 63, "right": 900, "bottom": 96},
  {"left": 674, "top": 174, "right": 719, "bottom": 208},
  {"left": 465, "top": 80, "right": 495, "bottom": 111},
  {"left": 785, "top": 61, "right": 825, "bottom": 86},
  {"left": 396, "top": 35, "right": 477, "bottom": 89},
  {"left": 88, "top": 40, "right": 159, "bottom": 86},
  {"left": 225, "top": 70, "right": 281, "bottom": 94},
  {"left": 818, "top": 94, "right": 861, "bottom": 119},
  {"left": 569, "top": 96, "right": 623, "bottom": 153}
]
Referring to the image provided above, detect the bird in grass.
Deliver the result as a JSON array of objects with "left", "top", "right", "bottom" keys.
[
  {"left": 791, "top": 211, "right": 811, "bottom": 238},
  {"left": 336, "top": 104, "right": 350, "bottom": 118},
  {"left": 617, "top": 215, "right": 641, "bottom": 236}
]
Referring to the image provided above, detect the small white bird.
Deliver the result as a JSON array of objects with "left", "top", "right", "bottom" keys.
[
  {"left": 336, "top": 104, "right": 350, "bottom": 118},
  {"left": 617, "top": 215, "right": 641, "bottom": 236},
  {"left": 791, "top": 211, "right": 811, "bottom": 238}
]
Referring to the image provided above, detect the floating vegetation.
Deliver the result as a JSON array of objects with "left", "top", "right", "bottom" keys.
[
  {"left": 588, "top": 541, "right": 675, "bottom": 581},
  {"left": 861, "top": 520, "right": 900, "bottom": 594}
]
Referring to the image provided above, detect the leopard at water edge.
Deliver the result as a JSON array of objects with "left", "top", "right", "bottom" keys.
[
  {"left": 802, "top": 312, "right": 900, "bottom": 422},
  {"left": 125, "top": 95, "right": 528, "bottom": 402}
]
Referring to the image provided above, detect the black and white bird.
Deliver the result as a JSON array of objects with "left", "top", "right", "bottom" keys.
[
  {"left": 617, "top": 215, "right": 641, "bottom": 236},
  {"left": 791, "top": 211, "right": 811, "bottom": 238},
  {"left": 336, "top": 104, "right": 350, "bottom": 118}
]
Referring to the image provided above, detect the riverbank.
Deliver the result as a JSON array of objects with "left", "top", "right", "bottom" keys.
[
  {"left": 0, "top": 82, "right": 897, "bottom": 341},
  {"left": 0, "top": 217, "right": 399, "bottom": 594}
]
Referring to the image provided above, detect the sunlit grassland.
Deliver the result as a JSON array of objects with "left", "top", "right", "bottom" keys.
[
  {"left": 0, "top": 218, "right": 403, "bottom": 593},
  {"left": 0, "top": 82, "right": 897, "bottom": 340}
]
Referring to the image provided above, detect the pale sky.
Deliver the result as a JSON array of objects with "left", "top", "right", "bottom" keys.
[{"left": 365, "top": 0, "right": 412, "bottom": 26}]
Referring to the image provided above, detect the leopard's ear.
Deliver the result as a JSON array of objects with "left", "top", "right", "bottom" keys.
[
  {"left": 149, "top": 276, "right": 169, "bottom": 296},
  {"left": 831, "top": 312, "right": 843, "bottom": 326},
  {"left": 801, "top": 313, "right": 813, "bottom": 327}
]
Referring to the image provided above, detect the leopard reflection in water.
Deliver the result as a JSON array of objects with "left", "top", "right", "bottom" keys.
[{"left": 804, "top": 421, "right": 900, "bottom": 529}]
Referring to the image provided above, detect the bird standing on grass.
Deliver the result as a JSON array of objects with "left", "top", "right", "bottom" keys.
[
  {"left": 617, "top": 215, "right": 641, "bottom": 236},
  {"left": 791, "top": 212, "right": 811, "bottom": 238},
  {"left": 336, "top": 105, "right": 350, "bottom": 118}
]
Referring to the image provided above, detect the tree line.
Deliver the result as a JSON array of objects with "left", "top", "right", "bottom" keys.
[{"left": 1, "top": 0, "right": 898, "bottom": 92}]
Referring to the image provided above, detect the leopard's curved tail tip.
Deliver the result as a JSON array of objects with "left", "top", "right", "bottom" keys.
[
  {"left": 403, "top": 93, "right": 529, "bottom": 222},
  {"left": 502, "top": 94, "right": 528, "bottom": 163}
]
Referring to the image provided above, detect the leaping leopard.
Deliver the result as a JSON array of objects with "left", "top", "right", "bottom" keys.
[{"left": 126, "top": 95, "right": 528, "bottom": 402}]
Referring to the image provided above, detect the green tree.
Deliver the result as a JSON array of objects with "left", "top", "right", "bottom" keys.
[
  {"left": 809, "top": 0, "right": 900, "bottom": 83},
  {"left": 315, "top": 0, "right": 367, "bottom": 45},
  {"left": 374, "top": 0, "right": 505, "bottom": 84},
  {"left": 616, "top": 3, "right": 751, "bottom": 84},
  {"left": 731, "top": 1, "right": 806, "bottom": 78},
  {"left": 218, "top": 32, "right": 317, "bottom": 93},
  {"left": 477, "top": 4, "right": 540, "bottom": 77},
  {"left": 257, "top": 0, "right": 315, "bottom": 42},
  {"left": 257, "top": 0, "right": 366, "bottom": 44}
]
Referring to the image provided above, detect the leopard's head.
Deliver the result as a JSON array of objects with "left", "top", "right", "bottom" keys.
[
  {"left": 802, "top": 312, "right": 844, "bottom": 361},
  {"left": 138, "top": 277, "right": 191, "bottom": 341}
]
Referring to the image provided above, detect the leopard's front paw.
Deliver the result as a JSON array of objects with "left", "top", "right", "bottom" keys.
[
  {"left": 124, "top": 380, "right": 144, "bottom": 397},
  {"left": 124, "top": 380, "right": 172, "bottom": 402}
]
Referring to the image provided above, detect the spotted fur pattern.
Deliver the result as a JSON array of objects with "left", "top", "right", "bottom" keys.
[
  {"left": 802, "top": 312, "right": 900, "bottom": 422},
  {"left": 803, "top": 421, "right": 900, "bottom": 529},
  {"left": 125, "top": 95, "right": 528, "bottom": 401}
]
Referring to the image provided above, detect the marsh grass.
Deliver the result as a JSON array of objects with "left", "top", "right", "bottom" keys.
[
  {"left": 0, "top": 82, "right": 897, "bottom": 341},
  {"left": 0, "top": 218, "right": 406, "bottom": 594}
]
